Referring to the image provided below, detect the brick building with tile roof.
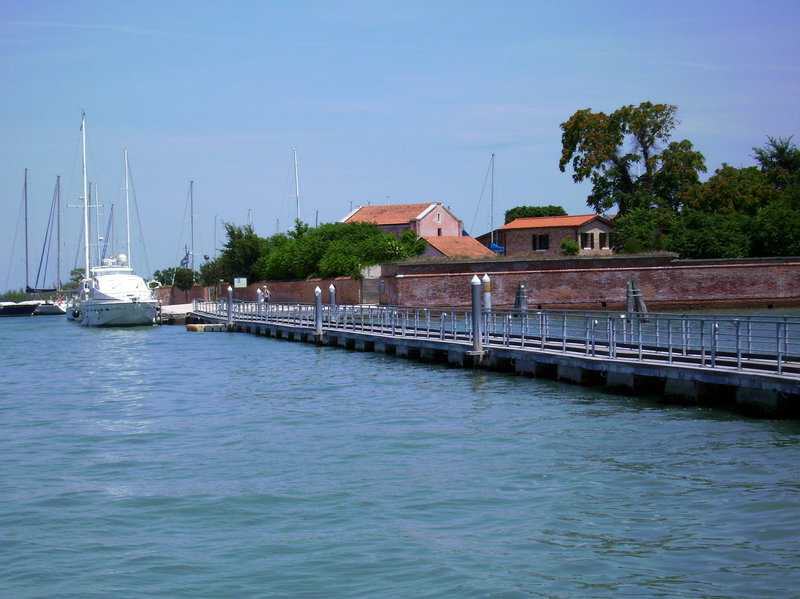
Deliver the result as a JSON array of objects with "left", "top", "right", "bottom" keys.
[{"left": 477, "top": 214, "right": 614, "bottom": 257}]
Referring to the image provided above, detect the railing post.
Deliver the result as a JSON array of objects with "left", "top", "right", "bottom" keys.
[
  {"left": 471, "top": 275, "right": 483, "bottom": 353},
  {"left": 226, "top": 285, "right": 233, "bottom": 327},
  {"left": 735, "top": 319, "right": 742, "bottom": 370},
  {"left": 314, "top": 286, "right": 323, "bottom": 338}
]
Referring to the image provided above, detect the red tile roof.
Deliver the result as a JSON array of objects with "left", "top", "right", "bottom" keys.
[
  {"left": 344, "top": 203, "right": 433, "bottom": 225},
  {"left": 501, "top": 214, "right": 604, "bottom": 230},
  {"left": 423, "top": 236, "right": 495, "bottom": 258}
]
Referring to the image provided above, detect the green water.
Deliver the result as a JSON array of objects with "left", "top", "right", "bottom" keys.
[{"left": 1, "top": 317, "right": 799, "bottom": 597}]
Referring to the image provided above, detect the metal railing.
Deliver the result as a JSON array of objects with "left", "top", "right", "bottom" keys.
[{"left": 192, "top": 299, "right": 800, "bottom": 378}]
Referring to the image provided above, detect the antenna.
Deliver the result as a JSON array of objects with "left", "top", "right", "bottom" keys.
[
  {"left": 214, "top": 214, "right": 218, "bottom": 258},
  {"left": 292, "top": 147, "right": 300, "bottom": 223},
  {"left": 189, "top": 180, "right": 195, "bottom": 272},
  {"left": 23, "top": 168, "right": 29, "bottom": 291},
  {"left": 56, "top": 175, "right": 61, "bottom": 290},
  {"left": 490, "top": 153, "right": 495, "bottom": 246},
  {"left": 124, "top": 149, "right": 132, "bottom": 267},
  {"left": 81, "top": 112, "right": 90, "bottom": 278}
]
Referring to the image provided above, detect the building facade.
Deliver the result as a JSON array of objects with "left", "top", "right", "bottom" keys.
[
  {"left": 341, "top": 202, "right": 463, "bottom": 238},
  {"left": 477, "top": 214, "right": 613, "bottom": 258}
]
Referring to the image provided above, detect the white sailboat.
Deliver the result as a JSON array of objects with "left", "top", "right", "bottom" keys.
[{"left": 71, "top": 113, "right": 158, "bottom": 327}]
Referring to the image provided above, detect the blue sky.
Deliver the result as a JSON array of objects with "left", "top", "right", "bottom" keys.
[{"left": 2, "top": 0, "right": 799, "bottom": 288}]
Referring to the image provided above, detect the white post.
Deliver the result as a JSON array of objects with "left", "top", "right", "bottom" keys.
[
  {"left": 482, "top": 273, "right": 492, "bottom": 313},
  {"left": 314, "top": 286, "right": 323, "bottom": 337},
  {"left": 226, "top": 285, "right": 233, "bottom": 327}
]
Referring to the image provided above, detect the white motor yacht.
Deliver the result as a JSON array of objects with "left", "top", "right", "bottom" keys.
[{"left": 75, "top": 254, "right": 157, "bottom": 326}]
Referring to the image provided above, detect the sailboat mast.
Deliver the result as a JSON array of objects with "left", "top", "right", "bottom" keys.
[
  {"left": 490, "top": 153, "right": 495, "bottom": 246},
  {"left": 24, "top": 168, "right": 29, "bottom": 291},
  {"left": 124, "top": 149, "right": 131, "bottom": 267},
  {"left": 81, "top": 113, "right": 90, "bottom": 279},
  {"left": 293, "top": 148, "right": 300, "bottom": 223},
  {"left": 189, "top": 180, "right": 194, "bottom": 272},
  {"left": 56, "top": 175, "right": 61, "bottom": 290}
]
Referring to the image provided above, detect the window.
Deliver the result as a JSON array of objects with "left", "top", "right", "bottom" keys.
[
  {"left": 436, "top": 212, "right": 442, "bottom": 224},
  {"left": 437, "top": 228, "right": 442, "bottom": 237},
  {"left": 599, "top": 232, "right": 609, "bottom": 249},
  {"left": 581, "top": 232, "right": 594, "bottom": 250},
  {"left": 532, "top": 234, "right": 550, "bottom": 251}
]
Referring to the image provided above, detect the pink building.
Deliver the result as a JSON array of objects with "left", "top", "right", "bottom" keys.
[{"left": 341, "top": 202, "right": 462, "bottom": 238}]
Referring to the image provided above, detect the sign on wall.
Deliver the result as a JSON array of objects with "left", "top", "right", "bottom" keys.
[{"left": 234, "top": 277, "right": 248, "bottom": 288}]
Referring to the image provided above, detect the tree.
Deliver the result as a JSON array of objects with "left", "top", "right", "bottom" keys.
[
  {"left": 173, "top": 267, "right": 195, "bottom": 301},
  {"left": 153, "top": 267, "right": 177, "bottom": 286},
  {"left": 668, "top": 211, "right": 752, "bottom": 259},
  {"left": 219, "top": 223, "right": 268, "bottom": 283},
  {"left": 559, "top": 102, "right": 705, "bottom": 214},
  {"left": 60, "top": 268, "right": 84, "bottom": 291},
  {"left": 612, "top": 208, "right": 676, "bottom": 253},
  {"left": 684, "top": 165, "right": 775, "bottom": 215},
  {"left": 752, "top": 199, "right": 800, "bottom": 257},
  {"left": 504, "top": 205, "right": 567, "bottom": 223},
  {"left": 753, "top": 136, "right": 800, "bottom": 190},
  {"left": 198, "top": 258, "right": 225, "bottom": 287}
]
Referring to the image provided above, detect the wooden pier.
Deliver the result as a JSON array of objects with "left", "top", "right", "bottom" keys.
[{"left": 190, "top": 282, "right": 800, "bottom": 418}]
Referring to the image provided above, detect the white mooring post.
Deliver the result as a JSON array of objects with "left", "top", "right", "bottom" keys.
[
  {"left": 314, "top": 286, "right": 323, "bottom": 337},
  {"left": 482, "top": 273, "right": 492, "bottom": 314},
  {"left": 471, "top": 275, "right": 483, "bottom": 353},
  {"left": 329, "top": 283, "right": 336, "bottom": 312},
  {"left": 226, "top": 285, "right": 233, "bottom": 327},
  {"left": 256, "top": 287, "right": 263, "bottom": 319}
]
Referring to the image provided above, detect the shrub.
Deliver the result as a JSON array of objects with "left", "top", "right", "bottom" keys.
[{"left": 560, "top": 238, "right": 579, "bottom": 256}]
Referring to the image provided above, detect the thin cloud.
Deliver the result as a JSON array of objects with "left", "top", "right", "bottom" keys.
[{"left": 5, "top": 19, "right": 215, "bottom": 41}]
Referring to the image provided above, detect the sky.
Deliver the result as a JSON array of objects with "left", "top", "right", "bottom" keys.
[{"left": 2, "top": 0, "right": 799, "bottom": 289}]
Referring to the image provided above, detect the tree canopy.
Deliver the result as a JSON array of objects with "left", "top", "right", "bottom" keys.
[
  {"left": 559, "top": 101, "right": 706, "bottom": 215},
  {"left": 194, "top": 220, "right": 426, "bottom": 285},
  {"left": 504, "top": 205, "right": 566, "bottom": 223},
  {"left": 607, "top": 133, "right": 800, "bottom": 258}
]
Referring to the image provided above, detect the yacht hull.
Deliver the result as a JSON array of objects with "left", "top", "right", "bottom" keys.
[
  {"left": 0, "top": 304, "right": 38, "bottom": 317},
  {"left": 34, "top": 302, "right": 67, "bottom": 316},
  {"left": 79, "top": 300, "right": 158, "bottom": 327}
]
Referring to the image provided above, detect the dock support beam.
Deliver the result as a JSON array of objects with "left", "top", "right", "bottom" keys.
[{"left": 471, "top": 275, "right": 483, "bottom": 354}]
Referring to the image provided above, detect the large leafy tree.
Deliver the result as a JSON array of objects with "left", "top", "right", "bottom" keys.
[
  {"left": 559, "top": 102, "right": 706, "bottom": 214},
  {"left": 504, "top": 205, "right": 566, "bottom": 223}
]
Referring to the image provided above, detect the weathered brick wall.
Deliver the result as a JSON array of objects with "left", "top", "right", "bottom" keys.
[
  {"left": 382, "top": 260, "right": 800, "bottom": 310},
  {"left": 156, "top": 285, "right": 210, "bottom": 305},
  {"left": 503, "top": 227, "right": 577, "bottom": 257}
]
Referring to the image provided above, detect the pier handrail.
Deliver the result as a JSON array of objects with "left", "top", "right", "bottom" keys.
[{"left": 191, "top": 299, "right": 798, "bottom": 379}]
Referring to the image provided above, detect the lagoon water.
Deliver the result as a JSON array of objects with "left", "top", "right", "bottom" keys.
[{"left": 1, "top": 317, "right": 799, "bottom": 597}]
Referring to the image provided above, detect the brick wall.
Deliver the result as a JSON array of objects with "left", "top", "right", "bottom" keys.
[
  {"left": 502, "top": 226, "right": 578, "bottom": 257},
  {"left": 381, "top": 259, "right": 800, "bottom": 310},
  {"left": 239, "top": 277, "right": 362, "bottom": 304}
]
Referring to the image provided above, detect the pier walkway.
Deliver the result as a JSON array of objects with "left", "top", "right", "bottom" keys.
[{"left": 191, "top": 293, "right": 800, "bottom": 417}]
